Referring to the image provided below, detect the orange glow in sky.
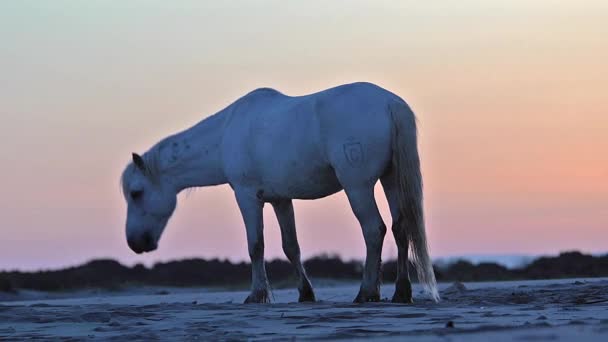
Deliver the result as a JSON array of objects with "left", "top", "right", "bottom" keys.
[{"left": 1, "top": 1, "right": 607, "bottom": 270}]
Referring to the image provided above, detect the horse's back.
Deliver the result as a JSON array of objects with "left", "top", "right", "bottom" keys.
[
  {"left": 234, "top": 82, "right": 403, "bottom": 118},
  {"left": 221, "top": 82, "right": 406, "bottom": 199}
]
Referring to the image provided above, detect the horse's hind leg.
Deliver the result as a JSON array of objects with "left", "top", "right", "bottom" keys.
[
  {"left": 344, "top": 185, "right": 387, "bottom": 303},
  {"left": 272, "top": 200, "right": 316, "bottom": 302},
  {"left": 381, "top": 173, "right": 413, "bottom": 303}
]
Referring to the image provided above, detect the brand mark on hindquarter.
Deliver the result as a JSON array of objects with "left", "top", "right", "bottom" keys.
[{"left": 343, "top": 142, "right": 364, "bottom": 167}]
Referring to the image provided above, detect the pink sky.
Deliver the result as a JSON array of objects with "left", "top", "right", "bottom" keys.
[{"left": 1, "top": 1, "right": 607, "bottom": 270}]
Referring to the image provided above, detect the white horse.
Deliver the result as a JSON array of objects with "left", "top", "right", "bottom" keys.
[{"left": 120, "top": 82, "right": 439, "bottom": 303}]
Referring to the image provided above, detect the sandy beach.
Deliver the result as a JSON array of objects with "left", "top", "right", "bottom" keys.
[{"left": 1, "top": 277, "right": 607, "bottom": 340}]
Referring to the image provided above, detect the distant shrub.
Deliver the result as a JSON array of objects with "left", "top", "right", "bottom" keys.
[
  {"left": 0, "top": 275, "right": 16, "bottom": 293},
  {"left": 304, "top": 255, "right": 361, "bottom": 279},
  {"left": 517, "top": 251, "right": 608, "bottom": 279},
  {"left": 0, "top": 251, "right": 606, "bottom": 291}
]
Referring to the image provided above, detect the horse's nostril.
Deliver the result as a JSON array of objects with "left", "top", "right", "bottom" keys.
[
  {"left": 142, "top": 232, "right": 153, "bottom": 246},
  {"left": 127, "top": 237, "right": 143, "bottom": 254}
]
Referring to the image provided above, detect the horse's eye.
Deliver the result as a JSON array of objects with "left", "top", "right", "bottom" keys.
[{"left": 130, "top": 190, "right": 144, "bottom": 200}]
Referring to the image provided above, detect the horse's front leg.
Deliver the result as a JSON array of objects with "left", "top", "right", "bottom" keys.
[{"left": 235, "top": 189, "right": 270, "bottom": 303}]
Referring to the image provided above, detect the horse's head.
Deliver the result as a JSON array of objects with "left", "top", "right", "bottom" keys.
[{"left": 121, "top": 153, "right": 177, "bottom": 254}]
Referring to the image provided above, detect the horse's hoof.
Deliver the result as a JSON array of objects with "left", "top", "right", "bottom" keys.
[
  {"left": 244, "top": 288, "right": 270, "bottom": 304},
  {"left": 391, "top": 293, "right": 414, "bottom": 304},
  {"left": 392, "top": 278, "right": 413, "bottom": 304},
  {"left": 353, "top": 291, "right": 380, "bottom": 303},
  {"left": 298, "top": 283, "right": 316, "bottom": 303}
]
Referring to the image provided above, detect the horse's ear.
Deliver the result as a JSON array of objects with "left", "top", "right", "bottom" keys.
[{"left": 132, "top": 153, "right": 146, "bottom": 172}]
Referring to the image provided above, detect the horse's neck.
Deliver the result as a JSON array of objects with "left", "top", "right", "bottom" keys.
[{"left": 157, "top": 113, "right": 228, "bottom": 192}]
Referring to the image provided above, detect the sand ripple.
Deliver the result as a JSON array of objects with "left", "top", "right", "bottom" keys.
[{"left": 1, "top": 278, "right": 607, "bottom": 341}]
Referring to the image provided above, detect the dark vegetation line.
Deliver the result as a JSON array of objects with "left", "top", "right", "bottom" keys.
[{"left": 1, "top": 251, "right": 607, "bottom": 293}]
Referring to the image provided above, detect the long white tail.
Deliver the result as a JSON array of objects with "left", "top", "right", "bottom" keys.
[{"left": 389, "top": 101, "right": 440, "bottom": 302}]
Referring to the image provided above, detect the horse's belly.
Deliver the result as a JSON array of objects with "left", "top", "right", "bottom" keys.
[
  {"left": 287, "top": 168, "right": 343, "bottom": 200},
  {"left": 261, "top": 164, "right": 342, "bottom": 201}
]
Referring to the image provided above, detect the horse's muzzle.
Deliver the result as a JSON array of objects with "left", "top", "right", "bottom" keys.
[{"left": 127, "top": 231, "right": 157, "bottom": 254}]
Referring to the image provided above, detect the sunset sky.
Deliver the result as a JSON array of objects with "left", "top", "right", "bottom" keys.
[{"left": 1, "top": 1, "right": 607, "bottom": 270}]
